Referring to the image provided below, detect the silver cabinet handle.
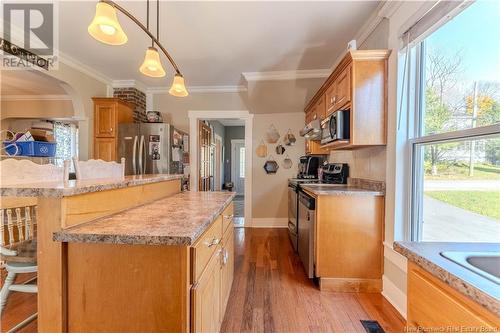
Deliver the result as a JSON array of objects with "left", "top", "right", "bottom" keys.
[
  {"left": 222, "top": 248, "right": 229, "bottom": 265},
  {"left": 204, "top": 238, "right": 220, "bottom": 247},
  {"left": 132, "top": 136, "right": 138, "bottom": 175},
  {"left": 223, "top": 214, "right": 234, "bottom": 219},
  {"left": 138, "top": 135, "right": 144, "bottom": 174}
]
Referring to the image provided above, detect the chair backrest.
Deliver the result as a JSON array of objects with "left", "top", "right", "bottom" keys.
[
  {"left": 1, "top": 197, "right": 38, "bottom": 248},
  {"left": 0, "top": 158, "right": 69, "bottom": 186},
  {"left": 73, "top": 157, "right": 125, "bottom": 180}
]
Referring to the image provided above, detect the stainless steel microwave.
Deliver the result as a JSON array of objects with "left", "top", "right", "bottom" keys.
[{"left": 320, "top": 110, "right": 350, "bottom": 145}]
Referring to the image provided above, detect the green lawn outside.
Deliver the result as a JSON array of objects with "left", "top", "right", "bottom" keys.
[
  {"left": 425, "top": 163, "right": 500, "bottom": 180},
  {"left": 425, "top": 191, "right": 500, "bottom": 220}
]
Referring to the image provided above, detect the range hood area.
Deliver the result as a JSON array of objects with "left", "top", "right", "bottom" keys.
[{"left": 299, "top": 119, "right": 321, "bottom": 140}]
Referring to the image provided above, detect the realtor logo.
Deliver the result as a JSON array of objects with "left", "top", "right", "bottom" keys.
[{"left": 1, "top": 1, "right": 58, "bottom": 69}]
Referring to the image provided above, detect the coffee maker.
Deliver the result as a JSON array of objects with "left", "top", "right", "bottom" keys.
[{"left": 297, "top": 155, "right": 325, "bottom": 179}]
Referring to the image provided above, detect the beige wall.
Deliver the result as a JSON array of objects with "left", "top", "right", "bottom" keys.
[
  {"left": 252, "top": 112, "right": 305, "bottom": 221},
  {"left": 329, "top": 147, "right": 386, "bottom": 181},
  {"left": 1, "top": 99, "right": 74, "bottom": 121},
  {"left": 43, "top": 62, "right": 109, "bottom": 160}
]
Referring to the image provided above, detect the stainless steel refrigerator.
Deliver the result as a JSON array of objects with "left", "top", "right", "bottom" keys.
[{"left": 118, "top": 123, "right": 187, "bottom": 175}]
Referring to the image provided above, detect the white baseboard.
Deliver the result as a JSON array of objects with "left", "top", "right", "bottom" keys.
[
  {"left": 251, "top": 218, "right": 288, "bottom": 228},
  {"left": 382, "top": 275, "right": 407, "bottom": 319}
]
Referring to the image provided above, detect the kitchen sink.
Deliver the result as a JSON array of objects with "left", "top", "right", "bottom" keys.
[{"left": 440, "top": 251, "right": 500, "bottom": 285}]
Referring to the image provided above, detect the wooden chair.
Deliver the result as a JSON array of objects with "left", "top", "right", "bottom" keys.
[
  {"left": 73, "top": 157, "right": 125, "bottom": 180},
  {"left": 0, "top": 158, "right": 68, "bottom": 332}
]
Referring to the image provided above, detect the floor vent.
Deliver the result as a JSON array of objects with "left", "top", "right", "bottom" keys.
[{"left": 360, "top": 320, "right": 385, "bottom": 333}]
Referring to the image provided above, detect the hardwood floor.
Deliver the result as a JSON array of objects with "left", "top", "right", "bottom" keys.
[
  {"left": 0, "top": 273, "right": 37, "bottom": 333},
  {"left": 1, "top": 228, "right": 405, "bottom": 333},
  {"left": 220, "top": 228, "right": 406, "bottom": 333}
]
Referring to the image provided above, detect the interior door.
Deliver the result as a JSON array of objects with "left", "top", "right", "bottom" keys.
[{"left": 231, "top": 140, "right": 245, "bottom": 195}]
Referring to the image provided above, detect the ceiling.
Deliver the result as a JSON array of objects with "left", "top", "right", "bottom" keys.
[
  {"left": 1, "top": 70, "right": 68, "bottom": 96},
  {"left": 217, "top": 119, "right": 246, "bottom": 127},
  {"left": 39, "top": 1, "right": 379, "bottom": 88}
]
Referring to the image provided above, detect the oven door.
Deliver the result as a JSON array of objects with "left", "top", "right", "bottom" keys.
[{"left": 287, "top": 184, "right": 298, "bottom": 251}]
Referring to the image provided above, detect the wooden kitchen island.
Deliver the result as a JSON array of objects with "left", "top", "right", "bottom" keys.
[{"left": 1, "top": 175, "right": 235, "bottom": 333}]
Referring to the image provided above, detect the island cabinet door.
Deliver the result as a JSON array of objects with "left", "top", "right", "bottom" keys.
[
  {"left": 220, "top": 226, "right": 234, "bottom": 320},
  {"left": 191, "top": 247, "right": 222, "bottom": 333}
]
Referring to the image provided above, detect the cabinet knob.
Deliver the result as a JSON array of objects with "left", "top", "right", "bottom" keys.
[
  {"left": 110, "top": 127, "right": 113, "bottom": 132},
  {"left": 205, "top": 237, "right": 220, "bottom": 247}
]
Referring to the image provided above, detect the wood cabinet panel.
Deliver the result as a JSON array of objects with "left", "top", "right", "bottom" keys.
[
  {"left": 221, "top": 202, "right": 234, "bottom": 235},
  {"left": 94, "top": 103, "right": 116, "bottom": 138},
  {"left": 305, "top": 140, "right": 329, "bottom": 155},
  {"left": 334, "top": 65, "right": 351, "bottom": 110},
  {"left": 325, "top": 83, "right": 336, "bottom": 114},
  {"left": 192, "top": 247, "right": 222, "bottom": 333},
  {"left": 316, "top": 94, "right": 326, "bottom": 121},
  {"left": 191, "top": 216, "right": 223, "bottom": 283},
  {"left": 220, "top": 226, "right": 234, "bottom": 320},
  {"left": 94, "top": 138, "right": 116, "bottom": 161},
  {"left": 314, "top": 194, "right": 384, "bottom": 291},
  {"left": 407, "top": 263, "right": 499, "bottom": 329}
]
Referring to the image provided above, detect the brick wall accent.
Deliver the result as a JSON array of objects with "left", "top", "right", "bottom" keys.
[{"left": 113, "top": 87, "right": 147, "bottom": 123}]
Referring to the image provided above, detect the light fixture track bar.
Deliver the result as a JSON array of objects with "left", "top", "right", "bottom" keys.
[{"left": 100, "top": 0, "right": 181, "bottom": 75}]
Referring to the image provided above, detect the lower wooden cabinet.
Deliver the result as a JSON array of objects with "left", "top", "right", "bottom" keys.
[
  {"left": 192, "top": 246, "right": 222, "bottom": 333},
  {"left": 407, "top": 262, "right": 500, "bottom": 329},
  {"left": 191, "top": 204, "right": 235, "bottom": 333},
  {"left": 94, "top": 137, "right": 116, "bottom": 161},
  {"left": 220, "top": 226, "right": 234, "bottom": 319}
]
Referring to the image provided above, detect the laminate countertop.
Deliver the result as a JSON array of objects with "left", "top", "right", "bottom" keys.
[
  {"left": 300, "top": 184, "right": 384, "bottom": 196},
  {"left": 54, "top": 191, "right": 236, "bottom": 246},
  {"left": 394, "top": 241, "right": 500, "bottom": 316},
  {"left": 0, "top": 174, "right": 183, "bottom": 198}
]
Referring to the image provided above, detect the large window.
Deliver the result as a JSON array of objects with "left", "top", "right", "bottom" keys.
[
  {"left": 407, "top": 1, "right": 500, "bottom": 242},
  {"left": 53, "top": 122, "right": 78, "bottom": 170}
]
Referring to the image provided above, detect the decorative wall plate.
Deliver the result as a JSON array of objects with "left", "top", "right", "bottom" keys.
[
  {"left": 266, "top": 124, "right": 280, "bottom": 143},
  {"left": 275, "top": 144, "right": 285, "bottom": 155},
  {"left": 263, "top": 156, "right": 279, "bottom": 174},
  {"left": 256, "top": 139, "right": 267, "bottom": 158},
  {"left": 282, "top": 155, "right": 293, "bottom": 169},
  {"left": 283, "top": 129, "right": 296, "bottom": 146}
]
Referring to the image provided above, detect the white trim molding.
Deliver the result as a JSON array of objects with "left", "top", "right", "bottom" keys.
[
  {"left": 382, "top": 275, "right": 407, "bottom": 319},
  {"left": 58, "top": 51, "right": 113, "bottom": 85},
  {"left": 383, "top": 242, "right": 408, "bottom": 273},
  {"left": 188, "top": 110, "right": 254, "bottom": 227},
  {"left": 111, "top": 80, "right": 147, "bottom": 93},
  {"left": 1, "top": 94, "right": 72, "bottom": 101},
  {"left": 147, "top": 85, "right": 247, "bottom": 95},
  {"left": 242, "top": 69, "right": 331, "bottom": 82},
  {"left": 251, "top": 218, "right": 288, "bottom": 228}
]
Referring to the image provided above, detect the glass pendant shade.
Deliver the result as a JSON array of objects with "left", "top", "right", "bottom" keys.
[
  {"left": 169, "top": 74, "right": 189, "bottom": 97},
  {"left": 139, "top": 47, "right": 166, "bottom": 77},
  {"left": 88, "top": 2, "right": 128, "bottom": 45}
]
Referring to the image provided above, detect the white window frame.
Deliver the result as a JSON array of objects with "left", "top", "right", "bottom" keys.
[{"left": 406, "top": 40, "right": 500, "bottom": 241}]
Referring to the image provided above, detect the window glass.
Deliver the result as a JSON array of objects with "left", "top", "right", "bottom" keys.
[
  {"left": 239, "top": 147, "right": 245, "bottom": 178},
  {"left": 418, "top": 136, "right": 500, "bottom": 242},
  {"left": 422, "top": 1, "right": 500, "bottom": 136},
  {"left": 53, "top": 122, "right": 78, "bottom": 170}
]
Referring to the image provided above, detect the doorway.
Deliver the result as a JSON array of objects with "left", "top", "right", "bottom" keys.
[
  {"left": 231, "top": 140, "right": 245, "bottom": 195},
  {"left": 189, "top": 111, "right": 253, "bottom": 227}
]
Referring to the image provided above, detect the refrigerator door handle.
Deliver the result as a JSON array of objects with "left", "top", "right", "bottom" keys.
[
  {"left": 132, "top": 136, "right": 138, "bottom": 175},
  {"left": 142, "top": 135, "right": 147, "bottom": 174},
  {"left": 138, "top": 135, "right": 144, "bottom": 175}
]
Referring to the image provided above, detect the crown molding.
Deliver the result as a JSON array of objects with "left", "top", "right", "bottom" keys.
[
  {"left": 57, "top": 51, "right": 113, "bottom": 85},
  {"left": 147, "top": 85, "right": 247, "bottom": 95},
  {"left": 242, "top": 69, "right": 331, "bottom": 82},
  {"left": 111, "top": 80, "right": 148, "bottom": 93},
  {"left": 2, "top": 94, "right": 72, "bottom": 101}
]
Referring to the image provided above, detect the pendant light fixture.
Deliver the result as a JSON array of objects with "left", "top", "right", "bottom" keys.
[
  {"left": 88, "top": 2, "right": 127, "bottom": 45},
  {"left": 88, "top": 0, "right": 188, "bottom": 97},
  {"left": 139, "top": 0, "right": 165, "bottom": 77}
]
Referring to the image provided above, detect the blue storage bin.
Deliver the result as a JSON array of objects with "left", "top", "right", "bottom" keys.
[{"left": 3, "top": 141, "right": 57, "bottom": 157}]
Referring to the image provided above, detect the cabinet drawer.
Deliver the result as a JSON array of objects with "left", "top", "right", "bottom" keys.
[
  {"left": 191, "top": 216, "right": 223, "bottom": 283},
  {"left": 221, "top": 202, "right": 234, "bottom": 235},
  {"left": 407, "top": 263, "right": 499, "bottom": 328}
]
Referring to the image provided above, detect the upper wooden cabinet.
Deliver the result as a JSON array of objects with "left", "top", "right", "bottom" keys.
[
  {"left": 92, "top": 98, "right": 133, "bottom": 161},
  {"left": 304, "top": 50, "right": 391, "bottom": 150}
]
